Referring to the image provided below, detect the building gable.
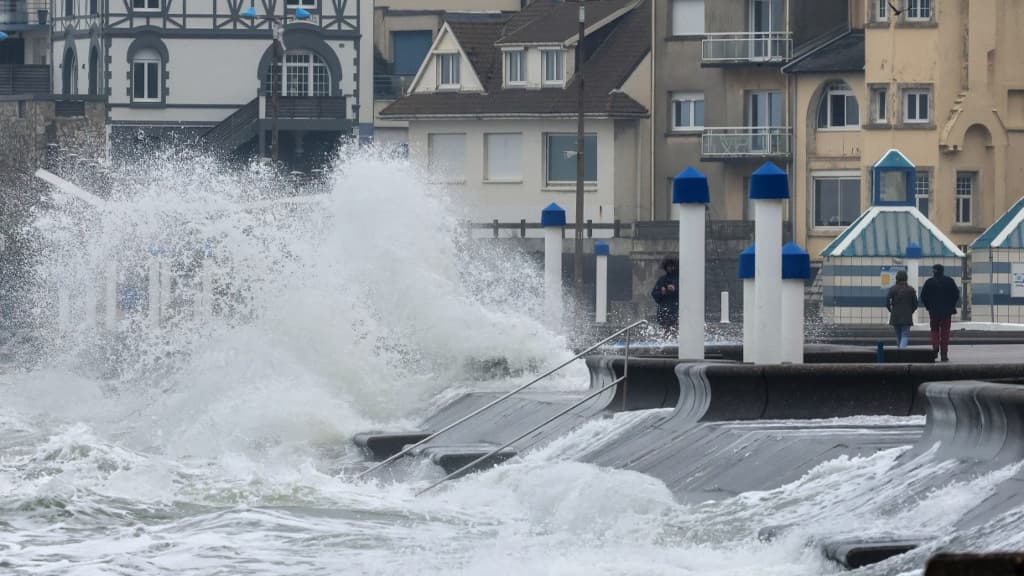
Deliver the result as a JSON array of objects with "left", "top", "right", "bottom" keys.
[{"left": 409, "top": 22, "right": 485, "bottom": 94}]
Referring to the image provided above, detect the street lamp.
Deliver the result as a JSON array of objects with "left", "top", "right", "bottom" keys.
[
  {"left": 242, "top": 5, "right": 311, "bottom": 163},
  {"left": 573, "top": 2, "right": 586, "bottom": 307}
]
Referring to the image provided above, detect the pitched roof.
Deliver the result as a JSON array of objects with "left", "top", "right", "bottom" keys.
[
  {"left": 971, "top": 197, "right": 1024, "bottom": 250},
  {"left": 379, "top": 0, "right": 650, "bottom": 120},
  {"left": 820, "top": 206, "right": 965, "bottom": 258},
  {"left": 496, "top": 0, "right": 638, "bottom": 46},
  {"left": 783, "top": 29, "right": 864, "bottom": 74}
]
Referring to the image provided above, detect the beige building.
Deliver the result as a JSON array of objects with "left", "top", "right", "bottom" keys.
[
  {"left": 788, "top": 0, "right": 1024, "bottom": 259},
  {"left": 372, "top": 0, "right": 523, "bottom": 146}
]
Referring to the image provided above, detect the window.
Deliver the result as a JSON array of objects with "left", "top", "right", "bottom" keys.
[
  {"left": 875, "top": 0, "right": 887, "bottom": 21},
  {"left": 264, "top": 51, "right": 330, "bottom": 96},
  {"left": 132, "top": 48, "right": 160, "bottom": 101},
  {"left": 955, "top": 172, "right": 975, "bottom": 225},
  {"left": 903, "top": 89, "right": 930, "bottom": 123},
  {"left": 65, "top": 0, "right": 73, "bottom": 15},
  {"left": 286, "top": 0, "right": 316, "bottom": 7},
  {"left": 90, "top": 0, "right": 97, "bottom": 15},
  {"left": 542, "top": 50, "right": 564, "bottom": 85},
  {"left": 132, "top": 0, "right": 159, "bottom": 10},
  {"left": 813, "top": 174, "right": 860, "bottom": 227},
  {"left": 672, "top": 92, "right": 704, "bottom": 131},
  {"left": 504, "top": 49, "right": 525, "bottom": 86},
  {"left": 485, "top": 133, "right": 522, "bottom": 181},
  {"left": 817, "top": 83, "right": 859, "bottom": 129},
  {"left": 545, "top": 133, "right": 597, "bottom": 185},
  {"left": 437, "top": 53, "right": 460, "bottom": 88},
  {"left": 905, "top": 0, "right": 931, "bottom": 20},
  {"left": 428, "top": 133, "right": 466, "bottom": 182},
  {"left": 672, "top": 0, "right": 704, "bottom": 36},
  {"left": 391, "top": 31, "right": 432, "bottom": 76},
  {"left": 872, "top": 87, "right": 888, "bottom": 123},
  {"left": 915, "top": 170, "right": 931, "bottom": 217}
]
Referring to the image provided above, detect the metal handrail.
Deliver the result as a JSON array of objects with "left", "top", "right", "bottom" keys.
[
  {"left": 416, "top": 374, "right": 628, "bottom": 496},
  {"left": 356, "top": 319, "right": 648, "bottom": 479}
]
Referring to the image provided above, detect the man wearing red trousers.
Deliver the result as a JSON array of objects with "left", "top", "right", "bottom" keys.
[{"left": 919, "top": 263, "right": 961, "bottom": 362}]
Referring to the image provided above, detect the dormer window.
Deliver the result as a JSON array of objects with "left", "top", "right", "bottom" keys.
[
  {"left": 504, "top": 49, "right": 525, "bottom": 86},
  {"left": 542, "top": 49, "right": 565, "bottom": 86},
  {"left": 437, "top": 53, "right": 460, "bottom": 89}
]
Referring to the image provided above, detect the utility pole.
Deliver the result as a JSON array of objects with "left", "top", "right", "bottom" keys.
[
  {"left": 271, "top": 21, "right": 282, "bottom": 163},
  {"left": 574, "top": 2, "right": 586, "bottom": 302}
]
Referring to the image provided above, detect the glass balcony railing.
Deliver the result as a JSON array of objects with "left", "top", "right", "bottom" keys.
[
  {"left": 701, "top": 127, "right": 792, "bottom": 158},
  {"left": 374, "top": 74, "right": 414, "bottom": 100},
  {"left": 701, "top": 32, "right": 792, "bottom": 64}
]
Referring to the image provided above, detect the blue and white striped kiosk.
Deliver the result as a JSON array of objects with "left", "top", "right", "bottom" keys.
[
  {"left": 819, "top": 150, "right": 965, "bottom": 324},
  {"left": 969, "top": 196, "right": 1024, "bottom": 323}
]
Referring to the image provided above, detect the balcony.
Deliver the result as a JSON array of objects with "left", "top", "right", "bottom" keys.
[
  {"left": 701, "top": 32, "right": 792, "bottom": 65},
  {"left": 0, "top": 64, "right": 50, "bottom": 95},
  {"left": 701, "top": 127, "right": 791, "bottom": 159},
  {"left": 0, "top": 0, "right": 48, "bottom": 26},
  {"left": 374, "top": 74, "right": 413, "bottom": 100}
]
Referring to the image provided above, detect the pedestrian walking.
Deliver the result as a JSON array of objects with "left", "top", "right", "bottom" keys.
[
  {"left": 919, "top": 263, "right": 960, "bottom": 362},
  {"left": 886, "top": 270, "right": 918, "bottom": 348}
]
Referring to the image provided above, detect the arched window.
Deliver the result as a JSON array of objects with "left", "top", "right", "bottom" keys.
[
  {"left": 817, "top": 81, "right": 859, "bottom": 130},
  {"left": 62, "top": 48, "right": 78, "bottom": 95},
  {"left": 265, "top": 51, "right": 331, "bottom": 97},
  {"left": 132, "top": 47, "right": 161, "bottom": 101}
]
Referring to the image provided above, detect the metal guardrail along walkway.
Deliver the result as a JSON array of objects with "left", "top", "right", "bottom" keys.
[{"left": 356, "top": 320, "right": 647, "bottom": 481}]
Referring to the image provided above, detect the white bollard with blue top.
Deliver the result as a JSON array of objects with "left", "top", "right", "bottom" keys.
[
  {"left": 738, "top": 244, "right": 755, "bottom": 363},
  {"left": 595, "top": 240, "right": 609, "bottom": 325},
  {"left": 673, "top": 167, "right": 710, "bottom": 360},
  {"left": 749, "top": 162, "right": 789, "bottom": 364},
  {"left": 542, "top": 203, "right": 566, "bottom": 328},
  {"left": 906, "top": 242, "right": 922, "bottom": 325},
  {"left": 781, "top": 242, "right": 810, "bottom": 364}
]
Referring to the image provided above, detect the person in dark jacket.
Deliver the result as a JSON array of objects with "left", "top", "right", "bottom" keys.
[
  {"left": 651, "top": 257, "right": 679, "bottom": 334},
  {"left": 919, "top": 263, "right": 960, "bottom": 361},
  {"left": 886, "top": 269, "right": 918, "bottom": 349}
]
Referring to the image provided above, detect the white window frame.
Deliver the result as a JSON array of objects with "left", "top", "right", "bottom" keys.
[
  {"left": 811, "top": 171, "right": 861, "bottom": 229},
  {"left": 131, "top": 0, "right": 159, "bottom": 12},
  {"left": 503, "top": 49, "right": 525, "bottom": 87},
  {"left": 872, "top": 86, "right": 888, "bottom": 124},
  {"left": 819, "top": 85, "right": 859, "bottom": 130},
  {"left": 266, "top": 51, "right": 331, "bottom": 97},
  {"left": 436, "top": 52, "right": 460, "bottom": 89},
  {"left": 544, "top": 132, "right": 597, "bottom": 186},
  {"left": 671, "top": 0, "right": 705, "bottom": 36},
  {"left": 955, "top": 171, "right": 975, "bottom": 225},
  {"left": 915, "top": 169, "right": 931, "bottom": 217},
  {"left": 874, "top": 0, "right": 887, "bottom": 21},
  {"left": 131, "top": 55, "right": 160, "bottom": 102},
  {"left": 903, "top": 89, "right": 930, "bottom": 123},
  {"left": 671, "top": 92, "right": 704, "bottom": 131},
  {"left": 541, "top": 49, "right": 565, "bottom": 86},
  {"left": 905, "top": 0, "right": 931, "bottom": 21},
  {"left": 427, "top": 133, "right": 467, "bottom": 183},
  {"left": 484, "top": 133, "right": 523, "bottom": 182}
]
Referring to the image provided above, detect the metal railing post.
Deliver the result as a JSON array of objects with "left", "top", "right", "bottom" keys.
[{"left": 622, "top": 324, "right": 631, "bottom": 410}]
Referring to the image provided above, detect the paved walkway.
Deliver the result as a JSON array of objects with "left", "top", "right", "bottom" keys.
[{"left": 944, "top": 344, "right": 1024, "bottom": 364}]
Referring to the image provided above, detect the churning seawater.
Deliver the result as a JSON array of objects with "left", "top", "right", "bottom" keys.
[{"left": 2, "top": 150, "right": 1023, "bottom": 575}]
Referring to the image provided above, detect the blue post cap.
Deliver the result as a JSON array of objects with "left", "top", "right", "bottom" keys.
[
  {"left": 241, "top": 6, "right": 256, "bottom": 17},
  {"left": 738, "top": 244, "right": 755, "bottom": 279},
  {"left": 0, "top": 32, "right": 8, "bottom": 41},
  {"left": 294, "top": 7, "right": 311, "bottom": 18},
  {"left": 541, "top": 202, "right": 566, "bottom": 227},
  {"left": 782, "top": 242, "right": 811, "bottom": 280},
  {"left": 672, "top": 167, "right": 710, "bottom": 204},
  {"left": 594, "top": 240, "right": 610, "bottom": 256},
  {"left": 749, "top": 161, "right": 790, "bottom": 200},
  {"left": 905, "top": 242, "right": 923, "bottom": 260}
]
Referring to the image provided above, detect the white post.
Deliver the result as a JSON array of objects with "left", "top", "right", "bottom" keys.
[
  {"left": 148, "top": 258, "right": 161, "bottom": 329},
  {"left": 906, "top": 242, "right": 922, "bottom": 326},
  {"left": 750, "top": 163, "right": 789, "bottom": 364},
  {"left": 743, "top": 279, "right": 756, "bottom": 361},
  {"left": 673, "top": 167, "right": 710, "bottom": 360},
  {"left": 720, "top": 291, "right": 730, "bottom": 324},
  {"left": 104, "top": 261, "right": 118, "bottom": 330},
  {"left": 780, "top": 243, "right": 810, "bottom": 364},
  {"left": 595, "top": 241, "right": 609, "bottom": 324},
  {"left": 542, "top": 203, "right": 566, "bottom": 329}
]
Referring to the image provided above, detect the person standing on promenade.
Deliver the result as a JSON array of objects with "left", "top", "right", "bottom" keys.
[
  {"left": 919, "top": 263, "right": 960, "bottom": 362},
  {"left": 651, "top": 257, "right": 679, "bottom": 337},
  {"left": 886, "top": 269, "right": 918, "bottom": 349}
]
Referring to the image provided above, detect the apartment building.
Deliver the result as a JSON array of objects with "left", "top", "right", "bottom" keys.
[
  {"left": 651, "top": 0, "right": 847, "bottom": 221},
  {"left": 372, "top": 0, "right": 523, "bottom": 146},
  {"left": 788, "top": 0, "right": 1024, "bottom": 258}
]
